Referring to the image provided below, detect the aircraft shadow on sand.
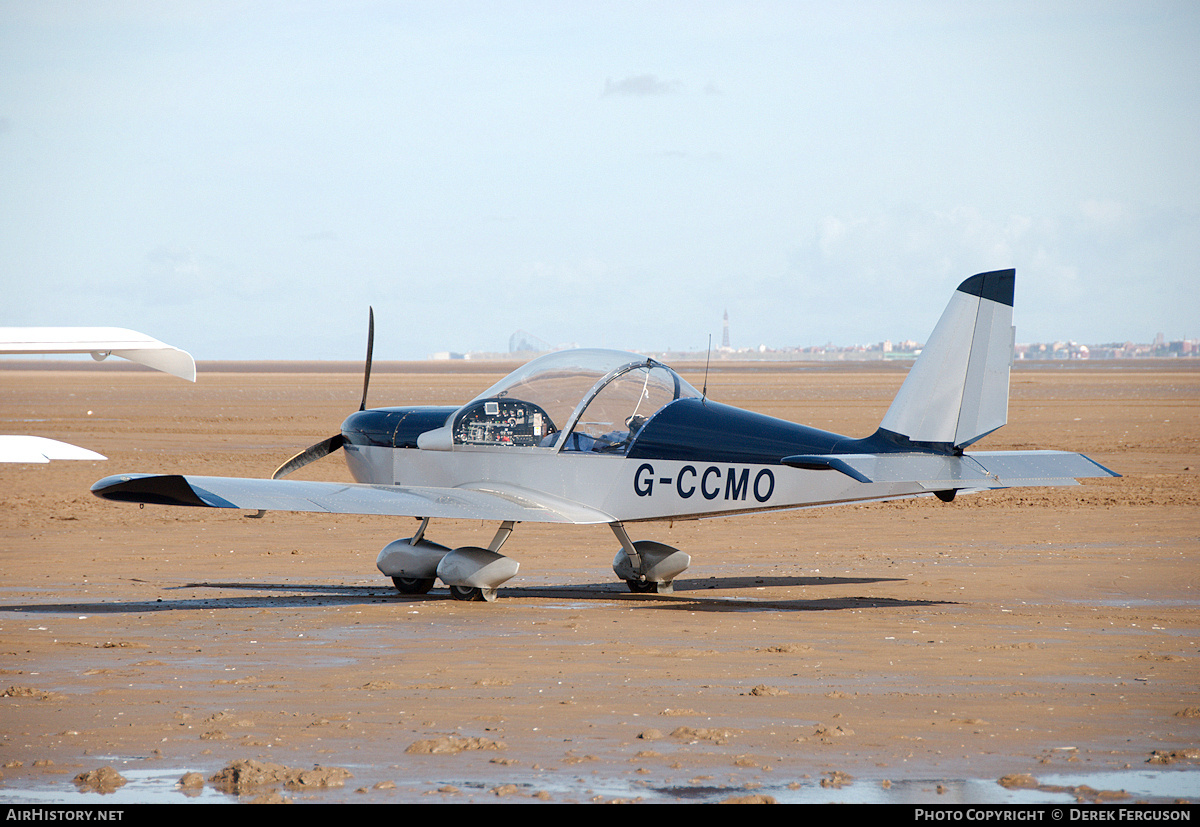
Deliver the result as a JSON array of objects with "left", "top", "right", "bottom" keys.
[{"left": 1, "top": 574, "right": 954, "bottom": 615}]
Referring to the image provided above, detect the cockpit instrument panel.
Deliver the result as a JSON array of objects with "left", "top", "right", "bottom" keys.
[{"left": 453, "top": 398, "right": 556, "bottom": 447}]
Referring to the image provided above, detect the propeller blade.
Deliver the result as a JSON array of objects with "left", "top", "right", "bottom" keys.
[
  {"left": 360, "top": 306, "right": 374, "bottom": 412},
  {"left": 269, "top": 307, "right": 372, "bottom": 481},
  {"left": 272, "top": 434, "right": 345, "bottom": 480}
]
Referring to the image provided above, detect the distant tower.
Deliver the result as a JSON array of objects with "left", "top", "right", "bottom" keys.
[{"left": 721, "top": 310, "right": 730, "bottom": 350}]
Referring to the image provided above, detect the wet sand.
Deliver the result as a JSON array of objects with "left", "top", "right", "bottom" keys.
[{"left": 0, "top": 361, "right": 1197, "bottom": 803}]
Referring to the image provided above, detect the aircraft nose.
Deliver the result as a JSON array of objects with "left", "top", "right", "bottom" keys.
[{"left": 341, "top": 407, "right": 457, "bottom": 449}]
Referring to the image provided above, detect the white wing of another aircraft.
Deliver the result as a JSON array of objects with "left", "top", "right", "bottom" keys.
[
  {"left": 0, "top": 435, "right": 107, "bottom": 463},
  {"left": 0, "top": 327, "right": 196, "bottom": 382},
  {"left": 1, "top": 327, "right": 196, "bottom": 463}
]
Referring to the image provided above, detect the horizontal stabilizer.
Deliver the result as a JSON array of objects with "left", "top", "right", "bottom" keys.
[
  {"left": 784, "top": 450, "right": 1118, "bottom": 490},
  {"left": 90, "top": 473, "right": 614, "bottom": 524}
]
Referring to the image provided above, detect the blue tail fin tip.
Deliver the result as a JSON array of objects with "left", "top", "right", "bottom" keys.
[{"left": 956, "top": 269, "right": 1015, "bottom": 307}]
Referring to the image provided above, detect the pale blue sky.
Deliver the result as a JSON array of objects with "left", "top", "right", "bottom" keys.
[{"left": 2, "top": 1, "right": 1196, "bottom": 360}]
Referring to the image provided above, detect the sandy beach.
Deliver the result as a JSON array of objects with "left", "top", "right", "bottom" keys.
[{"left": 0, "top": 360, "right": 1196, "bottom": 804}]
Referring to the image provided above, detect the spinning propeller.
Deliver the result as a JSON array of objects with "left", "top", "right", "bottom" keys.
[{"left": 271, "top": 307, "right": 374, "bottom": 480}]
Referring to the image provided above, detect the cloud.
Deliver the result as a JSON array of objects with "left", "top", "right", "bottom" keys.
[{"left": 602, "top": 74, "right": 683, "bottom": 97}]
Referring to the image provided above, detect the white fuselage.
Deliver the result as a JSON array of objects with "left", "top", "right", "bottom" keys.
[{"left": 343, "top": 442, "right": 929, "bottom": 525}]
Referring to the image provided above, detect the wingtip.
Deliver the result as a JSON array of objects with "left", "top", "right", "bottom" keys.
[{"left": 90, "top": 473, "right": 209, "bottom": 507}]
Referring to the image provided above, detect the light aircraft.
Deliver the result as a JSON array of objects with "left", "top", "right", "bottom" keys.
[
  {"left": 91, "top": 270, "right": 1118, "bottom": 601},
  {"left": 1, "top": 328, "right": 195, "bottom": 462}
]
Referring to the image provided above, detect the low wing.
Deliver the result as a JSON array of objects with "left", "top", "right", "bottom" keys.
[
  {"left": 0, "top": 327, "right": 196, "bottom": 382},
  {"left": 90, "top": 473, "right": 615, "bottom": 525},
  {"left": 1, "top": 436, "right": 106, "bottom": 463},
  {"left": 783, "top": 450, "right": 1119, "bottom": 489}
]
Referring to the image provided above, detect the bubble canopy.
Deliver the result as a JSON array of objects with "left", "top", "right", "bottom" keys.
[{"left": 453, "top": 349, "right": 702, "bottom": 453}]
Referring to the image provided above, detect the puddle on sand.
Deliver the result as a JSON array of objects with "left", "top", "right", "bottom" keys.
[
  {"left": 0, "top": 767, "right": 1196, "bottom": 804},
  {"left": 0, "top": 769, "right": 230, "bottom": 804}
]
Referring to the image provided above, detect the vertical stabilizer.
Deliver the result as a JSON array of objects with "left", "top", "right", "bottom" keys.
[{"left": 878, "top": 269, "right": 1015, "bottom": 449}]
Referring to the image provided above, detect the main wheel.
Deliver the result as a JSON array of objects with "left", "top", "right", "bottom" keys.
[
  {"left": 626, "top": 579, "right": 660, "bottom": 594},
  {"left": 392, "top": 576, "right": 435, "bottom": 595},
  {"left": 449, "top": 584, "right": 485, "bottom": 602}
]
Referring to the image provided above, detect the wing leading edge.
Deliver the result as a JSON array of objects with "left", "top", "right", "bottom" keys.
[{"left": 89, "top": 474, "right": 615, "bottom": 525}]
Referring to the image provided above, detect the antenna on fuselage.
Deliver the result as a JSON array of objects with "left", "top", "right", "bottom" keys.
[{"left": 701, "top": 334, "right": 711, "bottom": 405}]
